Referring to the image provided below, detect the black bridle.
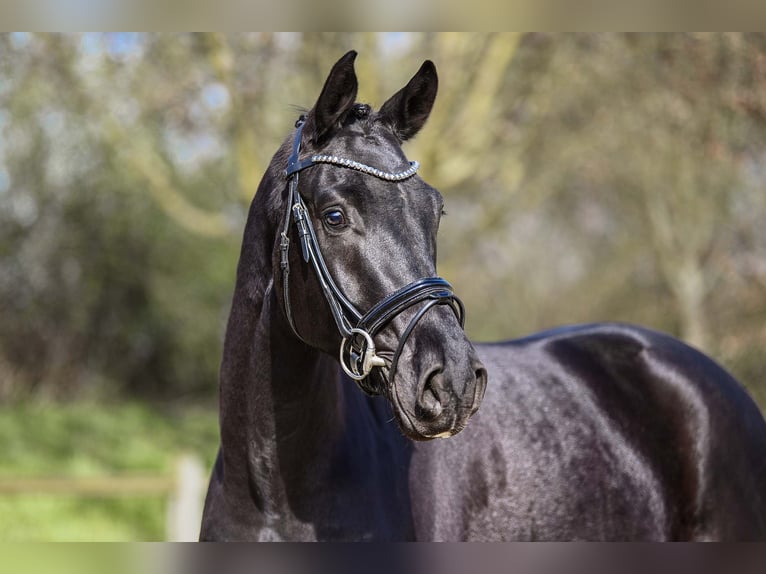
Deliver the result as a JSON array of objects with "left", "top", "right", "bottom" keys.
[{"left": 279, "top": 118, "right": 465, "bottom": 396}]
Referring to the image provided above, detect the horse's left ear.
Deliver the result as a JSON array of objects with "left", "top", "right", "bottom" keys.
[
  {"left": 379, "top": 60, "right": 438, "bottom": 142},
  {"left": 309, "top": 50, "right": 359, "bottom": 145}
]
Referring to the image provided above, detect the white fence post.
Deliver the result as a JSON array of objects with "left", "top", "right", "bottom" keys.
[{"left": 166, "top": 454, "right": 206, "bottom": 542}]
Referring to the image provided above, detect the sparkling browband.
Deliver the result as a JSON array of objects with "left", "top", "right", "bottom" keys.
[{"left": 310, "top": 155, "right": 420, "bottom": 181}]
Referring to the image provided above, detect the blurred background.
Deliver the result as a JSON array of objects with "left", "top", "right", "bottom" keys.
[{"left": 0, "top": 32, "right": 765, "bottom": 540}]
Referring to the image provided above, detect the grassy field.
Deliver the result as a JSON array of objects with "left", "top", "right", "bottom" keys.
[{"left": 0, "top": 401, "right": 219, "bottom": 541}]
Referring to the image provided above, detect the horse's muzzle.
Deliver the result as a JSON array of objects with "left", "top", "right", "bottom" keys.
[{"left": 395, "top": 348, "right": 487, "bottom": 441}]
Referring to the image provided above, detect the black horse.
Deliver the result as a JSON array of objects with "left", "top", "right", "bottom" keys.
[{"left": 200, "top": 51, "right": 766, "bottom": 541}]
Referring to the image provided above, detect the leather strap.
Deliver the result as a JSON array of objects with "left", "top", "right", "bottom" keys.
[{"left": 358, "top": 277, "right": 464, "bottom": 337}]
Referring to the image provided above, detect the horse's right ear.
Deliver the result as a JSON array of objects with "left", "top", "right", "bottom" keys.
[{"left": 307, "top": 50, "right": 359, "bottom": 145}]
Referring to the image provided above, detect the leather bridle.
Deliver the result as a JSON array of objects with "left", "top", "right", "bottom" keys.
[{"left": 279, "top": 117, "right": 465, "bottom": 396}]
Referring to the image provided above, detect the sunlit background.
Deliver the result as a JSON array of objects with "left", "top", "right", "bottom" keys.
[{"left": 1, "top": 32, "right": 765, "bottom": 540}]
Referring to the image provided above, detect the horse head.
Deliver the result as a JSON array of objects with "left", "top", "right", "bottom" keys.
[{"left": 271, "top": 50, "right": 487, "bottom": 440}]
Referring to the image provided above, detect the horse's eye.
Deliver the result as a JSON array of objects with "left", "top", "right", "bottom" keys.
[{"left": 323, "top": 210, "right": 346, "bottom": 228}]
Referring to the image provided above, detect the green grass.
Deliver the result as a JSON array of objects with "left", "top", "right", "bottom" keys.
[{"left": 0, "top": 401, "right": 219, "bottom": 541}]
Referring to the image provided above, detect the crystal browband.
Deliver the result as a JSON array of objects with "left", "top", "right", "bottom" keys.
[{"left": 310, "top": 155, "right": 420, "bottom": 181}]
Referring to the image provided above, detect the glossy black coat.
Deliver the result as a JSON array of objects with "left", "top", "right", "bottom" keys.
[{"left": 200, "top": 52, "right": 766, "bottom": 541}]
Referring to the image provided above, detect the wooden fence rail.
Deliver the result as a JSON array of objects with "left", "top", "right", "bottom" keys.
[{"left": 0, "top": 454, "right": 205, "bottom": 541}]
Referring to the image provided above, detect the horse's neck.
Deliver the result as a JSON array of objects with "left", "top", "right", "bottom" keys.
[{"left": 218, "top": 279, "right": 343, "bottom": 515}]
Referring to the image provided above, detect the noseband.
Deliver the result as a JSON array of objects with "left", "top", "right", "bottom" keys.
[{"left": 279, "top": 118, "right": 465, "bottom": 396}]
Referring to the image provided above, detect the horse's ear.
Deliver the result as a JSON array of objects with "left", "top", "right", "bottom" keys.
[
  {"left": 308, "top": 50, "right": 359, "bottom": 144},
  {"left": 378, "top": 60, "right": 438, "bottom": 142}
]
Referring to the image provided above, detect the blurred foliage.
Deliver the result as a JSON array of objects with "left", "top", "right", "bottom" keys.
[
  {"left": 0, "top": 33, "right": 764, "bottom": 411},
  {"left": 0, "top": 402, "right": 218, "bottom": 540}
]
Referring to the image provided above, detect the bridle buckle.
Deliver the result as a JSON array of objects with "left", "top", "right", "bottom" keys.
[{"left": 340, "top": 328, "right": 387, "bottom": 381}]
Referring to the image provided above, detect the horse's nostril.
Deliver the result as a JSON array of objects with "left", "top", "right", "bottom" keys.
[
  {"left": 471, "top": 366, "right": 488, "bottom": 415},
  {"left": 417, "top": 367, "right": 444, "bottom": 421}
]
